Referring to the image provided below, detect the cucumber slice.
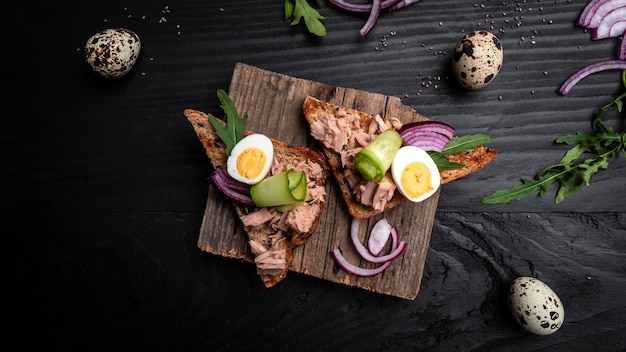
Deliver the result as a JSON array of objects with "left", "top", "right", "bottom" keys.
[
  {"left": 353, "top": 129, "right": 402, "bottom": 182},
  {"left": 250, "top": 169, "right": 307, "bottom": 208}
]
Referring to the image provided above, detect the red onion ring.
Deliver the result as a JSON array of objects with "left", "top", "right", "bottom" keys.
[
  {"left": 368, "top": 218, "right": 392, "bottom": 256},
  {"left": 330, "top": 249, "right": 393, "bottom": 276},
  {"left": 617, "top": 30, "right": 626, "bottom": 60},
  {"left": 400, "top": 132, "right": 450, "bottom": 152},
  {"left": 330, "top": 221, "right": 400, "bottom": 277},
  {"left": 327, "top": 0, "right": 402, "bottom": 14},
  {"left": 399, "top": 121, "right": 455, "bottom": 138},
  {"left": 209, "top": 168, "right": 255, "bottom": 207},
  {"left": 590, "top": 7, "right": 626, "bottom": 39},
  {"left": 559, "top": 60, "right": 626, "bottom": 95},
  {"left": 327, "top": 0, "right": 421, "bottom": 36},
  {"left": 388, "top": 0, "right": 421, "bottom": 12},
  {"left": 398, "top": 121, "right": 454, "bottom": 152},
  {"left": 360, "top": 0, "right": 382, "bottom": 37},
  {"left": 585, "top": 0, "right": 626, "bottom": 29},
  {"left": 350, "top": 218, "right": 406, "bottom": 263},
  {"left": 579, "top": 0, "right": 605, "bottom": 26}
]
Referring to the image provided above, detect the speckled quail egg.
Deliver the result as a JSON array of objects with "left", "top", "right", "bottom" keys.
[
  {"left": 452, "top": 30, "right": 503, "bottom": 90},
  {"left": 508, "top": 277, "right": 564, "bottom": 335},
  {"left": 390, "top": 146, "right": 440, "bottom": 202},
  {"left": 227, "top": 134, "right": 274, "bottom": 185},
  {"left": 84, "top": 28, "right": 141, "bottom": 79}
]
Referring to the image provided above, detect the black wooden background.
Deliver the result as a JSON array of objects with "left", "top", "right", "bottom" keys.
[{"left": 3, "top": 0, "right": 625, "bottom": 350}]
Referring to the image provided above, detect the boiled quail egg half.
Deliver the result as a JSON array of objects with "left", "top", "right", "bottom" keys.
[
  {"left": 391, "top": 146, "right": 440, "bottom": 202},
  {"left": 227, "top": 134, "right": 274, "bottom": 185}
]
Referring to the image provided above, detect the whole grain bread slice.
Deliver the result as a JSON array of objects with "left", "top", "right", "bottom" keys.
[
  {"left": 184, "top": 108, "right": 329, "bottom": 287},
  {"left": 302, "top": 96, "right": 497, "bottom": 219}
]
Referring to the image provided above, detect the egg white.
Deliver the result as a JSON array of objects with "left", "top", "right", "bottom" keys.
[
  {"left": 390, "top": 146, "right": 440, "bottom": 202},
  {"left": 226, "top": 134, "right": 274, "bottom": 185}
]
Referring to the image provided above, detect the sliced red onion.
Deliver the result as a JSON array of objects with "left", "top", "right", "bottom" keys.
[
  {"left": 326, "top": 0, "right": 420, "bottom": 36},
  {"left": 209, "top": 168, "right": 255, "bottom": 207},
  {"left": 399, "top": 121, "right": 455, "bottom": 138},
  {"left": 559, "top": 60, "right": 626, "bottom": 95},
  {"left": 590, "top": 7, "right": 626, "bottom": 39},
  {"left": 401, "top": 132, "right": 450, "bottom": 151},
  {"left": 388, "top": 0, "right": 421, "bottom": 12},
  {"left": 330, "top": 220, "right": 400, "bottom": 277},
  {"left": 368, "top": 218, "right": 392, "bottom": 256},
  {"left": 398, "top": 121, "right": 454, "bottom": 152},
  {"left": 617, "top": 30, "right": 626, "bottom": 60},
  {"left": 350, "top": 218, "right": 407, "bottom": 263},
  {"left": 360, "top": 0, "right": 382, "bottom": 37},
  {"left": 579, "top": 0, "right": 626, "bottom": 43},
  {"left": 403, "top": 141, "right": 447, "bottom": 152},
  {"left": 585, "top": 0, "right": 626, "bottom": 29},
  {"left": 330, "top": 249, "right": 393, "bottom": 277},
  {"left": 579, "top": 0, "right": 605, "bottom": 26},
  {"left": 327, "top": 0, "right": 402, "bottom": 14}
]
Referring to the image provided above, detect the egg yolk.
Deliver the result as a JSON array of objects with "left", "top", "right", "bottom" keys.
[
  {"left": 401, "top": 162, "right": 433, "bottom": 198},
  {"left": 236, "top": 148, "right": 267, "bottom": 180}
]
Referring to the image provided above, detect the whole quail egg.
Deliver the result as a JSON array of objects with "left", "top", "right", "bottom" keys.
[
  {"left": 390, "top": 146, "right": 440, "bottom": 203},
  {"left": 227, "top": 134, "right": 274, "bottom": 185},
  {"left": 452, "top": 30, "right": 503, "bottom": 90},
  {"left": 84, "top": 28, "right": 141, "bottom": 79},
  {"left": 508, "top": 277, "right": 564, "bottom": 335}
]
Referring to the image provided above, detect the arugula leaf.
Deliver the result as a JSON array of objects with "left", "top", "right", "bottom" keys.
[
  {"left": 438, "top": 134, "right": 493, "bottom": 156},
  {"left": 429, "top": 134, "right": 494, "bottom": 170},
  {"left": 285, "top": 0, "right": 326, "bottom": 37},
  {"left": 208, "top": 89, "right": 248, "bottom": 156},
  {"left": 481, "top": 70, "right": 626, "bottom": 205},
  {"left": 430, "top": 156, "right": 465, "bottom": 171}
]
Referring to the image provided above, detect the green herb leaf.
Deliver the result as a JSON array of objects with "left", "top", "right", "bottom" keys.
[
  {"left": 438, "top": 134, "right": 493, "bottom": 156},
  {"left": 285, "top": 0, "right": 326, "bottom": 37},
  {"left": 482, "top": 176, "right": 557, "bottom": 204},
  {"left": 481, "top": 70, "right": 626, "bottom": 205},
  {"left": 284, "top": 0, "right": 294, "bottom": 19},
  {"left": 429, "top": 155, "right": 465, "bottom": 171},
  {"left": 208, "top": 89, "right": 248, "bottom": 156},
  {"left": 429, "top": 133, "right": 494, "bottom": 170}
]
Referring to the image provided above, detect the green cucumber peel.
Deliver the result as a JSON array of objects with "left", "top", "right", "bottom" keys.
[
  {"left": 250, "top": 169, "right": 307, "bottom": 209},
  {"left": 354, "top": 129, "right": 402, "bottom": 182}
]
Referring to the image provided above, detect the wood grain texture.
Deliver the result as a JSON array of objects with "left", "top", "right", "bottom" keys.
[{"left": 197, "top": 63, "right": 438, "bottom": 299}]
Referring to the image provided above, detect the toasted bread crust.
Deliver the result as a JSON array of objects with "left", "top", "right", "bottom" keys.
[
  {"left": 185, "top": 108, "right": 328, "bottom": 287},
  {"left": 440, "top": 144, "right": 498, "bottom": 184},
  {"left": 302, "top": 96, "right": 497, "bottom": 219}
]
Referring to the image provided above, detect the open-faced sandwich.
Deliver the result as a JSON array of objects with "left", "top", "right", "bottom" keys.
[
  {"left": 302, "top": 95, "right": 498, "bottom": 219},
  {"left": 185, "top": 90, "right": 329, "bottom": 287}
]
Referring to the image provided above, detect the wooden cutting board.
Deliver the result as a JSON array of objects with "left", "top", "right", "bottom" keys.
[{"left": 196, "top": 62, "right": 439, "bottom": 300}]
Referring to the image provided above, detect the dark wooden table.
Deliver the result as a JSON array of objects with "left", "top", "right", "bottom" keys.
[{"left": 4, "top": 0, "right": 625, "bottom": 350}]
